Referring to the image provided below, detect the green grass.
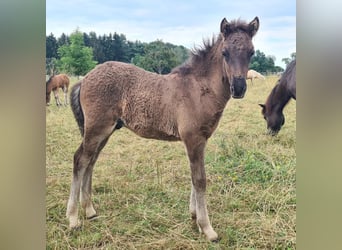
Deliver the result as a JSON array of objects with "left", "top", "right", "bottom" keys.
[{"left": 46, "top": 76, "right": 296, "bottom": 249}]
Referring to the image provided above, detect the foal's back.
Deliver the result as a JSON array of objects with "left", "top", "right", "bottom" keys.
[{"left": 80, "top": 62, "right": 185, "bottom": 140}]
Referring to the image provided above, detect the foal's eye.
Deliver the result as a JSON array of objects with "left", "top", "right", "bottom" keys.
[
  {"left": 249, "top": 50, "right": 255, "bottom": 57},
  {"left": 222, "top": 50, "right": 229, "bottom": 58}
]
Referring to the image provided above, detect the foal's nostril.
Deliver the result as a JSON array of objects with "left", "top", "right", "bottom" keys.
[{"left": 231, "top": 77, "right": 247, "bottom": 99}]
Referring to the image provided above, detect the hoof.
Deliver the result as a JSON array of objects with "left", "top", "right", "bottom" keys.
[
  {"left": 86, "top": 214, "right": 98, "bottom": 220},
  {"left": 211, "top": 236, "right": 221, "bottom": 243},
  {"left": 70, "top": 224, "right": 82, "bottom": 231},
  {"left": 203, "top": 227, "right": 219, "bottom": 242}
]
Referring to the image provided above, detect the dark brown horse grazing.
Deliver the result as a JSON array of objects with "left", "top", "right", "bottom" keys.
[
  {"left": 66, "top": 17, "right": 259, "bottom": 241},
  {"left": 46, "top": 74, "right": 70, "bottom": 106},
  {"left": 259, "top": 59, "right": 296, "bottom": 135}
]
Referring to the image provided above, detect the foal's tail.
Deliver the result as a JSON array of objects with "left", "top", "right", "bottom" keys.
[{"left": 70, "top": 81, "right": 84, "bottom": 137}]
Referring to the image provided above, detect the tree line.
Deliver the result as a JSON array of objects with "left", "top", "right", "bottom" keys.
[
  {"left": 46, "top": 29, "right": 189, "bottom": 76},
  {"left": 46, "top": 29, "right": 294, "bottom": 77}
]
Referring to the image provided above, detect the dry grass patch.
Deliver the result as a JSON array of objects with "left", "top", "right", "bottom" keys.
[{"left": 46, "top": 76, "right": 295, "bottom": 249}]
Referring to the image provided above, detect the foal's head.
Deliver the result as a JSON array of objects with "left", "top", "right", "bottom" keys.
[{"left": 220, "top": 17, "right": 259, "bottom": 98}]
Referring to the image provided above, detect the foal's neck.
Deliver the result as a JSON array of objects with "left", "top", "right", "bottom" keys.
[{"left": 203, "top": 42, "right": 231, "bottom": 104}]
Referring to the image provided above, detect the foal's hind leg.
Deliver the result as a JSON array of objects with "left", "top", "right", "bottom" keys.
[
  {"left": 66, "top": 143, "right": 85, "bottom": 228},
  {"left": 66, "top": 126, "right": 113, "bottom": 229},
  {"left": 63, "top": 86, "right": 69, "bottom": 106},
  {"left": 53, "top": 89, "right": 62, "bottom": 106},
  {"left": 183, "top": 137, "right": 218, "bottom": 241},
  {"left": 80, "top": 136, "right": 110, "bottom": 220}
]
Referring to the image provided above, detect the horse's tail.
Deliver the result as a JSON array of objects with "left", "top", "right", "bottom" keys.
[{"left": 70, "top": 81, "right": 84, "bottom": 137}]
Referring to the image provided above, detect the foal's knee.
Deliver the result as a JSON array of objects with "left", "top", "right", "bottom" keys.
[{"left": 192, "top": 177, "right": 206, "bottom": 192}]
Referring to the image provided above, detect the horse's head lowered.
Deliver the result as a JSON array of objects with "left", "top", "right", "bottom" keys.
[
  {"left": 46, "top": 77, "right": 52, "bottom": 105},
  {"left": 259, "top": 103, "right": 285, "bottom": 135},
  {"left": 220, "top": 17, "right": 259, "bottom": 98}
]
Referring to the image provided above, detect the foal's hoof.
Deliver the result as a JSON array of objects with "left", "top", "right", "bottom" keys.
[
  {"left": 210, "top": 236, "right": 221, "bottom": 243},
  {"left": 204, "top": 228, "right": 219, "bottom": 242},
  {"left": 86, "top": 214, "right": 98, "bottom": 220},
  {"left": 68, "top": 217, "right": 81, "bottom": 230},
  {"left": 70, "top": 224, "right": 82, "bottom": 231}
]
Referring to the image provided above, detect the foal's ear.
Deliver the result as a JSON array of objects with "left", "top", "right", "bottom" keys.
[
  {"left": 220, "top": 18, "right": 229, "bottom": 35},
  {"left": 259, "top": 103, "right": 266, "bottom": 109},
  {"left": 248, "top": 16, "right": 259, "bottom": 37}
]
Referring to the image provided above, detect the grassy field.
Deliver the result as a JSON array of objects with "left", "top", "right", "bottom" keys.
[{"left": 46, "top": 75, "right": 296, "bottom": 249}]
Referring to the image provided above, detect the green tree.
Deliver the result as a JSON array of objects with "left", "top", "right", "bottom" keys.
[
  {"left": 57, "top": 33, "right": 69, "bottom": 47},
  {"left": 132, "top": 40, "right": 187, "bottom": 74},
  {"left": 111, "top": 33, "right": 130, "bottom": 62},
  {"left": 171, "top": 44, "right": 190, "bottom": 66},
  {"left": 57, "top": 28, "right": 97, "bottom": 77},
  {"left": 249, "top": 50, "right": 283, "bottom": 73},
  {"left": 127, "top": 40, "right": 145, "bottom": 63},
  {"left": 46, "top": 33, "right": 58, "bottom": 59},
  {"left": 282, "top": 52, "right": 296, "bottom": 67},
  {"left": 46, "top": 33, "right": 59, "bottom": 75},
  {"left": 46, "top": 57, "right": 58, "bottom": 76}
]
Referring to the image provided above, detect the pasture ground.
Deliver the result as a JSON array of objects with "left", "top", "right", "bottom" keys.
[{"left": 46, "top": 75, "right": 296, "bottom": 249}]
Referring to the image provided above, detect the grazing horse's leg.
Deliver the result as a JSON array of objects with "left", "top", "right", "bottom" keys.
[
  {"left": 66, "top": 124, "right": 114, "bottom": 229},
  {"left": 183, "top": 136, "right": 218, "bottom": 241},
  {"left": 53, "top": 88, "right": 61, "bottom": 106},
  {"left": 63, "top": 86, "right": 68, "bottom": 106}
]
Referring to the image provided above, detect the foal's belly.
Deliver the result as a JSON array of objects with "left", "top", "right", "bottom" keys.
[{"left": 126, "top": 124, "right": 181, "bottom": 142}]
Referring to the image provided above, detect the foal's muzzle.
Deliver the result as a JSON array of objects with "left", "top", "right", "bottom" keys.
[{"left": 231, "top": 77, "right": 247, "bottom": 99}]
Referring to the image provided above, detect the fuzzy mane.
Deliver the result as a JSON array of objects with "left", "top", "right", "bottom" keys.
[
  {"left": 171, "top": 19, "right": 251, "bottom": 76},
  {"left": 172, "top": 35, "right": 220, "bottom": 76}
]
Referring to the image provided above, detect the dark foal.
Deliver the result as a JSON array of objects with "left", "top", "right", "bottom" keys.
[{"left": 67, "top": 17, "right": 259, "bottom": 241}]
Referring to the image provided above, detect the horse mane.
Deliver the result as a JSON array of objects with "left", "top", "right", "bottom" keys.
[
  {"left": 264, "top": 59, "right": 297, "bottom": 113},
  {"left": 171, "top": 19, "right": 251, "bottom": 76},
  {"left": 265, "top": 79, "right": 291, "bottom": 113},
  {"left": 46, "top": 75, "right": 54, "bottom": 86},
  {"left": 265, "top": 83, "right": 280, "bottom": 111},
  {"left": 171, "top": 35, "right": 220, "bottom": 76},
  {"left": 282, "top": 60, "right": 296, "bottom": 79}
]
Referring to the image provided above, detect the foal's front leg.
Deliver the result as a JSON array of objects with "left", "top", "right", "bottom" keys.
[{"left": 184, "top": 139, "right": 218, "bottom": 241}]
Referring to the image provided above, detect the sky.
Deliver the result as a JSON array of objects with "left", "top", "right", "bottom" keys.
[{"left": 46, "top": 0, "right": 295, "bottom": 69}]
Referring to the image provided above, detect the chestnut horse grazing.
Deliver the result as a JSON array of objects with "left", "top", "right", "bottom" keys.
[
  {"left": 46, "top": 74, "right": 70, "bottom": 106},
  {"left": 247, "top": 69, "right": 265, "bottom": 84},
  {"left": 259, "top": 59, "right": 296, "bottom": 135},
  {"left": 66, "top": 17, "right": 259, "bottom": 241}
]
